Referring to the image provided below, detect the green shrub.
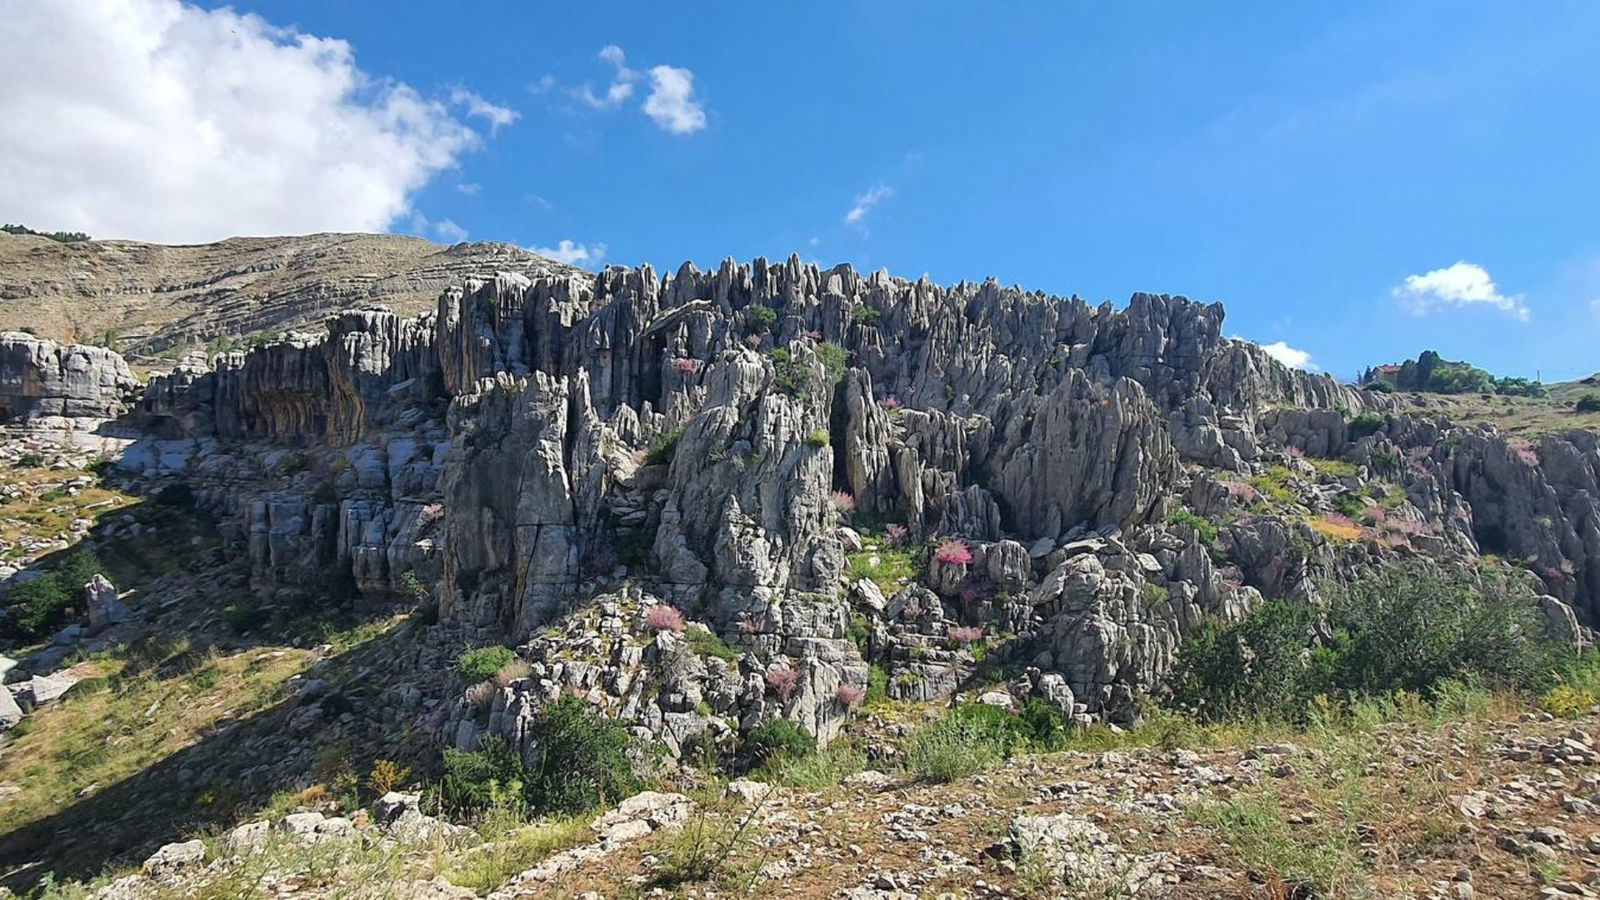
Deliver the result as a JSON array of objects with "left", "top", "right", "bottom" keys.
[
  {"left": 643, "top": 427, "right": 684, "bottom": 467},
  {"left": 866, "top": 664, "right": 890, "bottom": 705},
  {"left": 769, "top": 348, "right": 811, "bottom": 395},
  {"left": 13, "top": 452, "right": 44, "bottom": 469},
  {"left": 744, "top": 304, "right": 777, "bottom": 334},
  {"left": 1172, "top": 567, "right": 1571, "bottom": 723},
  {"left": 0, "top": 549, "right": 102, "bottom": 641},
  {"left": 743, "top": 719, "right": 815, "bottom": 765},
  {"left": 1347, "top": 414, "right": 1386, "bottom": 440},
  {"left": 684, "top": 627, "right": 740, "bottom": 663},
  {"left": 805, "top": 428, "right": 830, "bottom": 447},
  {"left": 1332, "top": 493, "right": 1366, "bottom": 520},
  {"left": 817, "top": 342, "right": 846, "bottom": 385},
  {"left": 1495, "top": 377, "right": 1546, "bottom": 398},
  {"left": 851, "top": 304, "right": 882, "bottom": 324},
  {"left": 1015, "top": 698, "right": 1071, "bottom": 751},
  {"left": 903, "top": 706, "right": 1015, "bottom": 782},
  {"left": 1167, "top": 508, "right": 1218, "bottom": 546},
  {"left": 455, "top": 646, "right": 517, "bottom": 683},
  {"left": 1577, "top": 394, "right": 1600, "bottom": 413},
  {"left": 523, "top": 695, "right": 644, "bottom": 815},
  {"left": 438, "top": 736, "right": 528, "bottom": 816}
]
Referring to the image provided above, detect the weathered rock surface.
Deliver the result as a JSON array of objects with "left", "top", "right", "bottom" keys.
[
  {"left": 0, "top": 332, "right": 137, "bottom": 422},
  {"left": 1, "top": 250, "right": 1590, "bottom": 761}
]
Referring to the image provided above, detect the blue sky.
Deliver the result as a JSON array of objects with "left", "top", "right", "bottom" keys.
[{"left": 6, "top": 2, "right": 1599, "bottom": 381}]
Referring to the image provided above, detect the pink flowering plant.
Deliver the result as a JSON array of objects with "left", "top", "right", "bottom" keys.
[
  {"left": 934, "top": 539, "right": 973, "bottom": 566},
  {"left": 765, "top": 665, "right": 799, "bottom": 700},
  {"left": 645, "top": 604, "right": 686, "bottom": 632},
  {"left": 949, "top": 625, "right": 984, "bottom": 646}
]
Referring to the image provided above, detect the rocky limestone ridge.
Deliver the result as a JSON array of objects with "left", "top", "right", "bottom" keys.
[
  {"left": 0, "top": 254, "right": 1592, "bottom": 762},
  {"left": 0, "top": 231, "right": 584, "bottom": 354}
]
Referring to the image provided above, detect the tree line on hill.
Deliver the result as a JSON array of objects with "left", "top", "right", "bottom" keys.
[
  {"left": 1360, "top": 350, "right": 1546, "bottom": 397},
  {"left": 2, "top": 223, "right": 90, "bottom": 243}
]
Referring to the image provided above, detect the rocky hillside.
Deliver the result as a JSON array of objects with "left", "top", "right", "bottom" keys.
[
  {"left": 2, "top": 251, "right": 1600, "bottom": 895},
  {"left": 0, "top": 232, "right": 580, "bottom": 355}
]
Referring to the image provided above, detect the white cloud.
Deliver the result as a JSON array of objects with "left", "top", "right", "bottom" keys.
[
  {"left": 0, "top": 0, "right": 496, "bottom": 244},
  {"left": 528, "top": 239, "right": 607, "bottom": 267},
  {"left": 574, "top": 45, "right": 637, "bottom": 110},
  {"left": 1393, "top": 261, "right": 1529, "bottom": 321},
  {"left": 845, "top": 184, "right": 894, "bottom": 226},
  {"left": 1258, "top": 340, "right": 1319, "bottom": 371},
  {"left": 456, "top": 182, "right": 482, "bottom": 196},
  {"left": 533, "top": 46, "right": 707, "bottom": 135},
  {"left": 643, "top": 65, "right": 707, "bottom": 134},
  {"left": 449, "top": 88, "right": 518, "bottom": 134},
  {"left": 527, "top": 194, "right": 553, "bottom": 210},
  {"left": 433, "top": 219, "right": 469, "bottom": 243}
]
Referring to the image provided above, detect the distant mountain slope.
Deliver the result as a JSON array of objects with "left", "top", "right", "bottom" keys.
[{"left": 0, "top": 232, "right": 582, "bottom": 354}]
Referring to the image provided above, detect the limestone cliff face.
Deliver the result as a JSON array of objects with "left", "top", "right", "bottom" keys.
[
  {"left": 9, "top": 253, "right": 1589, "bottom": 751},
  {"left": 0, "top": 332, "right": 138, "bottom": 422}
]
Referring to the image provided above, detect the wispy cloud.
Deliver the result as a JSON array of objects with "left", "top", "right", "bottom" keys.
[
  {"left": 1393, "top": 261, "right": 1529, "bottom": 321},
  {"left": 529, "top": 239, "right": 606, "bottom": 268},
  {"left": 449, "top": 88, "right": 518, "bottom": 135},
  {"left": 432, "top": 218, "right": 469, "bottom": 243},
  {"left": 845, "top": 184, "right": 894, "bottom": 228},
  {"left": 455, "top": 182, "right": 481, "bottom": 196},
  {"left": 530, "top": 46, "right": 707, "bottom": 135},
  {"left": 575, "top": 45, "right": 637, "bottom": 110}
]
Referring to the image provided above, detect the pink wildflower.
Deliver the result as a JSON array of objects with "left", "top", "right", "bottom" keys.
[
  {"left": 645, "top": 605, "right": 686, "bottom": 632},
  {"left": 949, "top": 625, "right": 985, "bottom": 646},
  {"left": 765, "top": 665, "right": 799, "bottom": 700},
  {"left": 836, "top": 684, "right": 865, "bottom": 708},
  {"left": 830, "top": 491, "right": 857, "bottom": 514},
  {"left": 934, "top": 539, "right": 973, "bottom": 566}
]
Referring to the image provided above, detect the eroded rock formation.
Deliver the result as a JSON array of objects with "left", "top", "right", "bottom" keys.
[{"left": 4, "top": 253, "right": 1590, "bottom": 757}]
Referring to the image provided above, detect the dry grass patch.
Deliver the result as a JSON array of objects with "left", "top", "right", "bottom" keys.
[{"left": 0, "top": 640, "right": 315, "bottom": 835}]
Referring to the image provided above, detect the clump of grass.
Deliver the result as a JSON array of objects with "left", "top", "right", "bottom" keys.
[
  {"left": 901, "top": 703, "right": 1067, "bottom": 783},
  {"left": 1167, "top": 508, "right": 1218, "bottom": 546},
  {"left": 1307, "top": 458, "right": 1359, "bottom": 479},
  {"left": 441, "top": 815, "right": 591, "bottom": 892},
  {"left": 760, "top": 742, "right": 865, "bottom": 790},
  {"left": 846, "top": 542, "right": 920, "bottom": 596},
  {"left": 1249, "top": 465, "right": 1298, "bottom": 506},
  {"left": 643, "top": 426, "right": 685, "bottom": 467},
  {"left": 454, "top": 646, "right": 516, "bottom": 683},
  {"left": 683, "top": 627, "right": 740, "bottom": 663},
  {"left": 1309, "top": 514, "right": 1364, "bottom": 542},
  {"left": 1195, "top": 788, "right": 1366, "bottom": 897},
  {"left": 652, "top": 800, "right": 767, "bottom": 890}
]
